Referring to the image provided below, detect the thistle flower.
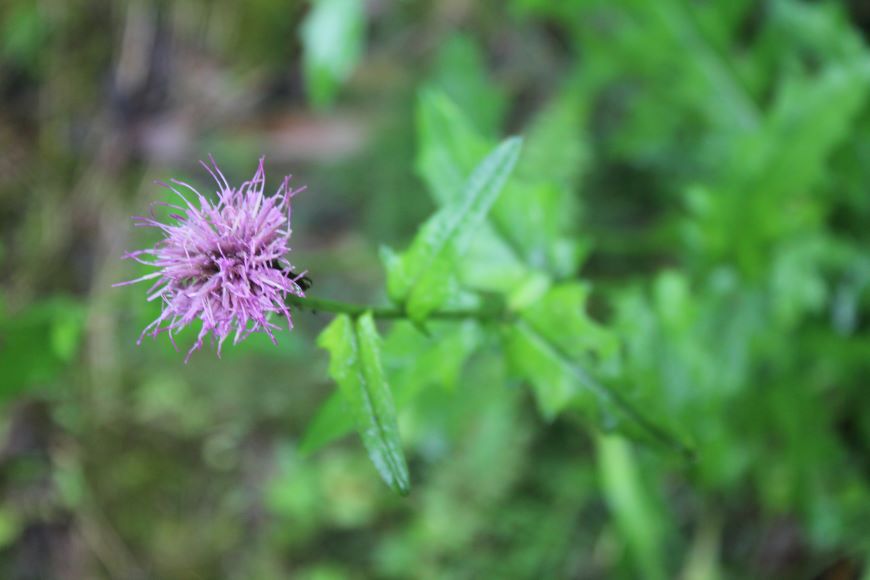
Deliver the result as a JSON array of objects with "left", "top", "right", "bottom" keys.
[{"left": 115, "top": 156, "right": 307, "bottom": 362}]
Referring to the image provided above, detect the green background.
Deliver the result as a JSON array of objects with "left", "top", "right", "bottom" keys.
[{"left": 1, "top": 0, "right": 869, "bottom": 578}]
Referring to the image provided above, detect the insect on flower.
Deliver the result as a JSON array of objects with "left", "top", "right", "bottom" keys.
[{"left": 115, "top": 155, "right": 308, "bottom": 362}]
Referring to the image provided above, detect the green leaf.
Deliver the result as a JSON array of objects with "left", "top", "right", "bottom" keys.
[
  {"left": 458, "top": 226, "right": 530, "bottom": 294},
  {"left": 383, "top": 320, "right": 483, "bottom": 394},
  {"left": 416, "top": 90, "right": 492, "bottom": 206},
  {"left": 500, "top": 83, "right": 590, "bottom": 274},
  {"left": 317, "top": 313, "right": 410, "bottom": 494},
  {"left": 413, "top": 93, "right": 530, "bottom": 290},
  {"left": 514, "top": 83, "right": 590, "bottom": 190},
  {"left": 644, "top": 0, "right": 760, "bottom": 131},
  {"left": 685, "top": 58, "right": 870, "bottom": 274},
  {"left": 597, "top": 434, "right": 669, "bottom": 580},
  {"left": 506, "top": 320, "right": 583, "bottom": 420},
  {"left": 753, "top": 61, "right": 870, "bottom": 199},
  {"left": 300, "top": 0, "right": 365, "bottom": 108},
  {"left": 506, "top": 285, "right": 687, "bottom": 454},
  {"left": 299, "top": 391, "right": 354, "bottom": 455},
  {"left": 0, "top": 297, "right": 85, "bottom": 401},
  {"left": 386, "top": 137, "right": 523, "bottom": 321},
  {"left": 1, "top": 3, "right": 46, "bottom": 69},
  {"left": 518, "top": 284, "right": 619, "bottom": 376},
  {"left": 427, "top": 34, "right": 508, "bottom": 136},
  {"left": 302, "top": 320, "right": 483, "bottom": 456},
  {"left": 495, "top": 181, "right": 579, "bottom": 275},
  {"left": 416, "top": 87, "right": 590, "bottom": 277},
  {"left": 508, "top": 319, "right": 615, "bottom": 422}
]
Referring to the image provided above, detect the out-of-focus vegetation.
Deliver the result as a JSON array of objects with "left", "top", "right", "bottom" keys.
[{"left": 1, "top": 0, "right": 870, "bottom": 578}]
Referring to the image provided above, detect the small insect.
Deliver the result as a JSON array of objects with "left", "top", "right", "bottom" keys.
[
  {"left": 268, "top": 259, "right": 311, "bottom": 292},
  {"left": 290, "top": 270, "right": 312, "bottom": 292}
]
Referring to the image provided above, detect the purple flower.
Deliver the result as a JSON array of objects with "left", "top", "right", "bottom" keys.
[{"left": 116, "top": 156, "right": 307, "bottom": 362}]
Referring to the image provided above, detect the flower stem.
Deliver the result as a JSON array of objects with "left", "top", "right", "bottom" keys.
[{"left": 286, "top": 294, "right": 508, "bottom": 322}]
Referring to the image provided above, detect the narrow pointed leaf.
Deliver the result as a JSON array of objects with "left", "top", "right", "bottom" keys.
[
  {"left": 386, "top": 137, "right": 523, "bottom": 321},
  {"left": 317, "top": 313, "right": 410, "bottom": 494}
]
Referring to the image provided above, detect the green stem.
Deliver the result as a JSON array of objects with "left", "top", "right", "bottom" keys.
[{"left": 286, "top": 294, "right": 509, "bottom": 322}]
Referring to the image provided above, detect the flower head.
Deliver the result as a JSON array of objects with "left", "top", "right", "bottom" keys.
[{"left": 116, "top": 155, "right": 307, "bottom": 361}]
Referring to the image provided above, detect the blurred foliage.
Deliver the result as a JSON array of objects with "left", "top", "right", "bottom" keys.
[
  {"left": 301, "top": 0, "right": 365, "bottom": 108},
  {"left": 1, "top": 0, "right": 870, "bottom": 578}
]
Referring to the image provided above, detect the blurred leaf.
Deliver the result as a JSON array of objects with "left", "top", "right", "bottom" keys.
[
  {"left": 514, "top": 83, "right": 590, "bottom": 191},
  {"left": 415, "top": 91, "right": 531, "bottom": 291},
  {"left": 496, "top": 181, "right": 580, "bottom": 275},
  {"left": 300, "top": 0, "right": 365, "bottom": 108},
  {"left": 506, "top": 283, "right": 618, "bottom": 419},
  {"left": 645, "top": 0, "right": 760, "bottom": 131},
  {"left": 0, "top": 297, "right": 85, "bottom": 400},
  {"left": 504, "top": 83, "right": 589, "bottom": 274},
  {"left": 506, "top": 271, "right": 551, "bottom": 311},
  {"left": 506, "top": 320, "right": 585, "bottom": 420},
  {"left": 597, "top": 434, "right": 668, "bottom": 580},
  {"left": 519, "top": 284, "right": 619, "bottom": 364},
  {"left": 428, "top": 35, "right": 507, "bottom": 136},
  {"left": 458, "top": 227, "right": 530, "bottom": 294},
  {"left": 680, "top": 512, "right": 723, "bottom": 580},
  {"left": 416, "top": 90, "right": 491, "bottom": 206},
  {"left": 417, "top": 85, "right": 590, "bottom": 277},
  {"left": 318, "top": 313, "right": 410, "bottom": 494},
  {"left": 385, "top": 137, "right": 523, "bottom": 321},
  {"left": 1, "top": 3, "right": 45, "bottom": 69},
  {"left": 299, "top": 391, "right": 354, "bottom": 455},
  {"left": 743, "top": 61, "right": 870, "bottom": 202},
  {"left": 0, "top": 509, "right": 21, "bottom": 550},
  {"left": 754, "top": 1, "right": 866, "bottom": 74},
  {"left": 507, "top": 284, "right": 687, "bottom": 454},
  {"left": 384, "top": 320, "right": 483, "bottom": 394},
  {"left": 685, "top": 58, "right": 870, "bottom": 273}
]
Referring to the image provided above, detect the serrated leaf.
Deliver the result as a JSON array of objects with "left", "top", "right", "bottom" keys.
[
  {"left": 300, "top": 0, "right": 365, "bottom": 108},
  {"left": 506, "top": 285, "right": 685, "bottom": 454},
  {"left": 507, "top": 321, "right": 585, "bottom": 420},
  {"left": 520, "top": 284, "right": 619, "bottom": 363},
  {"left": 508, "top": 319, "right": 680, "bottom": 452},
  {"left": 317, "top": 313, "right": 410, "bottom": 494},
  {"left": 505, "top": 284, "right": 618, "bottom": 419},
  {"left": 386, "top": 137, "right": 523, "bottom": 321}
]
